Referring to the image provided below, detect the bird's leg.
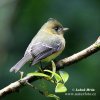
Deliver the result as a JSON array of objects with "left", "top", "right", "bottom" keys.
[
  {"left": 40, "top": 61, "right": 43, "bottom": 69},
  {"left": 19, "top": 71, "right": 24, "bottom": 79},
  {"left": 29, "top": 60, "right": 33, "bottom": 67},
  {"left": 39, "top": 61, "right": 44, "bottom": 72}
]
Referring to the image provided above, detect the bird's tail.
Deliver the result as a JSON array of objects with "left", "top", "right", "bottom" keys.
[{"left": 10, "top": 54, "right": 33, "bottom": 73}]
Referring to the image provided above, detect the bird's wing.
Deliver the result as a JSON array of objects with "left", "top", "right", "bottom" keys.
[{"left": 30, "top": 42, "right": 62, "bottom": 65}]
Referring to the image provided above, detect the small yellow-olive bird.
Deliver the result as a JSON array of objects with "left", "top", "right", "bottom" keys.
[{"left": 10, "top": 18, "right": 69, "bottom": 73}]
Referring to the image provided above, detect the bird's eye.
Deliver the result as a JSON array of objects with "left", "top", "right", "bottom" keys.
[
  {"left": 54, "top": 26, "right": 59, "bottom": 31},
  {"left": 54, "top": 26, "right": 62, "bottom": 32}
]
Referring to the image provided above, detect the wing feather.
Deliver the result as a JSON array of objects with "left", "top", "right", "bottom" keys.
[{"left": 30, "top": 42, "right": 62, "bottom": 65}]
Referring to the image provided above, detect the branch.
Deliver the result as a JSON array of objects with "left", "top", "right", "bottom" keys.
[
  {"left": 56, "top": 36, "right": 100, "bottom": 69},
  {"left": 0, "top": 36, "right": 100, "bottom": 98}
]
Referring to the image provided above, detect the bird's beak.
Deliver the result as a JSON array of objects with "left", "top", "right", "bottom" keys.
[{"left": 63, "top": 28, "right": 69, "bottom": 32}]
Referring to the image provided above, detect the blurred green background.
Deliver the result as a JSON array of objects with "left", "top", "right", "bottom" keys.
[{"left": 0, "top": 0, "right": 100, "bottom": 100}]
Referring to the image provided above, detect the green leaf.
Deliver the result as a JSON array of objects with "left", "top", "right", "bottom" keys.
[
  {"left": 47, "top": 94, "right": 60, "bottom": 100},
  {"left": 44, "top": 70, "right": 62, "bottom": 83},
  {"left": 27, "top": 72, "right": 51, "bottom": 79},
  {"left": 59, "top": 71, "right": 69, "bottom": 83},
  {"left": 55, "top": 83, "right": 67, "bottom": 93}
]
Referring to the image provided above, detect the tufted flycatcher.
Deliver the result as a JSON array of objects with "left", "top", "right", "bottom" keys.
[{"left": 10, "top": 18, "right": 69, "bottom": 73}]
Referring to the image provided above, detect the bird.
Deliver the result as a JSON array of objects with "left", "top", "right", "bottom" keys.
[{"left": 10, "top": 18, "right": 69, "bottom": 73}]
